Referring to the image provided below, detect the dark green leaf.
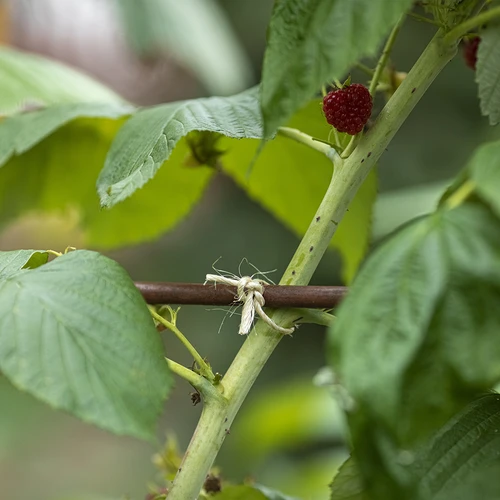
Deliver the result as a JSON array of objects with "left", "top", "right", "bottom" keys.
[
  {"left": 0, "top": 47, "right": 125, "bottom": 115},
  {"left": 0, "top": 102, "right": 133, "bottom": 165},
  {"left": 260, "top": 0, "right": 413, "bottom": 136},
  {"left": 97, "top": 87, "right": 262, "bottom": 208},
  {"left": 468, "top": 140, "right": 500, "bottom": 217},
  {"left": 221, "top": 100, "right": 377, "bottom": 283},
  {"left": 433, "top": 464, "right": 500, "bottom": 500},
  {"left": 331, "top": 203, "right": 500, "bottom": 445},
  {"left": 416, "top": 394, "right": 500, "bottom": 500},
  {"left": 0, "top": 116, "right": 213, "bottom": 248},
  {"left": 0, "top": 249, "right": 48, "bottom": 279},
  {"left": 477, "top": 25, "right": 500, "bottom": 126},
  {"left": 0, "top": 250, "right": 172, "bottom": 440},
  {"left": 116, "top": 0, "right": 252, "bottom": 95},
  {"left": 330, "top": 457, "right": 367, "bottom": 500}
]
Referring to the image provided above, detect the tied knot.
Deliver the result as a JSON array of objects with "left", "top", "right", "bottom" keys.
[{"left": 205, "top": 274, "right": 294, "bottom": 336}]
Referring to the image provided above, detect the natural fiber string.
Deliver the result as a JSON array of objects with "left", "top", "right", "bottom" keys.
[{"left": 205, "top": 274, "right": 294, "bottom": 335}]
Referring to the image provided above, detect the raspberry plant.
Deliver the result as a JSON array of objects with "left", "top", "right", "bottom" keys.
[{"left": 1, "top": 0, "right": 500, "bottom": 499}]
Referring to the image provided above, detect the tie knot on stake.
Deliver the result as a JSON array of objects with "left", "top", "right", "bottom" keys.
[{"left": 204, "top": 274, "right": 295, "bottom": 336}]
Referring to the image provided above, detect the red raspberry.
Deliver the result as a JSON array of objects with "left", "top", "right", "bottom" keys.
[
  {"left": 463, "top": 37, "right": 481, "bottom": 70},
  {"left": 322, "top": 83, "right": 373, "bottom": 135}
]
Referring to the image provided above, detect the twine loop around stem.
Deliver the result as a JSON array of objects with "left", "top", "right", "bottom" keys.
[{"left": 205, "top": 274, "right": 294, "bottom": 335}]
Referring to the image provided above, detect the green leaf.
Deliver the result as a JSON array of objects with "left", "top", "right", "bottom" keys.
[
  {"left": 116, "top": 0, "right": 252, "bottom": 95},
  {"left": 330, "top": 395, "right": 500, "bottom": 500},
  {"left": 468, "top": 140, "right": 500, "bottom": 217},
  {"left": 330, "top": 457, "right": 366, "bottom": 500},
  {"left": 0, "top": 116, "right": 213, "bottom": 248},
  {"left": 0, "top": 47, "right": 126, "bottom": 115},
  {"left": 0, "top": 250, "right": 48, "bottom": 279},
  {"left": 432, "top": 464, "right": 500, "bottom": 500},
  {"left": 213, "top": 485, "right": 299, "bottom": 500},
  {"left": 0, "top": 102, "right": 133, "bottom": 165},
  {"left": 253, "top": 484, "right": 301, "bottom": 500},
  {"left": 416, "top": 394, "right": 500, "bottom": 499},
  {"left": 213, "top": 486, "right": 267, "bottom": 500},
  {"left": 97, "top": 87, "right": 262, "bottom": 208},
  {"left": 221, "top": 101, "right": 377, "bottom": 283},
  {"left": 330, "top": 203, "right": 500, "bottom": 446},
  {"left": 0, "top": 250, "right": 172, "bottom": 440},
  {"left": 477, "top": 25, "right": 500, "bottom": 126},
  {"left": 260, "top": 0, "right": 413, "bottom": 136},
  {"left": 0, "top": 249, "right": 48, "bottom": 278},
  {"left": 229, "top": 376, "right": 346, "bottom": 463}
]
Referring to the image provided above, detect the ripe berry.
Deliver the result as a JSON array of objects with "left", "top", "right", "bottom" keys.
[
  {"left": 322, "top": 84, "right": 373, "bottom": 135},
  {"left": 463, "top": 37, "right": 481, "bottom": 70}
]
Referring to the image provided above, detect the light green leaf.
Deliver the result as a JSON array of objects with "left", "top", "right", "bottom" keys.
[
  {"left": 0, "top": 250, "right": 172, "bottom": 440},
  {"left": 468, "top": 140, "right": 500, "bottom": 217},
  {"left": 0, "top": 116, "right": 213, "bottom": 249},
  {"left": 477, "top": 25, "right": 500, "bottom": 125},
  {"left": 117, "top": 0, "right": 252, "bottom": 95},
  {"left": 330, "top": 457, "right": 366, "bottom": 500},
  {"left": 0, "top": 249, "right": 48, "bottom": 278},
  {"left": 0, "top": 47, "right": 126, "bottom": 115},
  {"left": 222, "top": 100, "right": 377, "bottom": 283},
  {"left": 0, "top": 102, "right": 134, "bottom": 165},
  {"left": 213, "top": 486, "right": 267, "bottom": 500},
  {"left": 417, "top": 394, "right": 500, "bottom": 500},
  {"left": 373, "top": 181, "right": 448, "bottom": 239},
  {"left": 330, "top": 203, "right": 500, "bottom": 446},
  {"left": 253, "top": 484, "right": 301, "bottom": 500},
  {"left": 260, "top": 0, "right": 413, "bottom": 136},
  {"left": 229, "top": 377, "right": 346, "bottom": 463},
  {"left": 97, "top": 87, "right": 262, "bottom": 208}
]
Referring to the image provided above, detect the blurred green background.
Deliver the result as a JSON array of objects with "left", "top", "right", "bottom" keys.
[{"left": 0, "top": 1, "right": 496, "bottom": 499}]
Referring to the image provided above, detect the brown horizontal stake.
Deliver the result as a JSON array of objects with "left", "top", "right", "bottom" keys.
[{"left": 135, "top": 282, "right": 346, "bottom": 309}]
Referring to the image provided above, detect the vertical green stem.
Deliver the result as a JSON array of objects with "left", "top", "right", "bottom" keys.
[{"left": 167, "top": 31, "right": 457, "bottom": 500}]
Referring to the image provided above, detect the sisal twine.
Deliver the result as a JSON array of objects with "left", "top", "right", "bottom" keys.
[{"left": 205, "top": 274, "right": 294, "bottom": 335}]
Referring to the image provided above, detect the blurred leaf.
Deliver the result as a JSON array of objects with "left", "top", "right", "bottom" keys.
[
  {"left": 468, "top": 140, "right": 500, "bottom": 217},
  {"left": 57, "top": 497, "right": 126, "bottom": 500},
  {"left": 260, "top": 0, "right": 413, "bottom": 136},
  {"left": 329, "top": 203, "right": 500, "bottom": 495},
  {"left": 0, "top": 250, "right": 172, "bottom": 440},
  {"left": 432, "top": 464, "right": 500, "bottom": 500},
  {"left": 213, "top": 486, "right": 267, "bottom": 500},
  {"left": 117, "top": 0, "right": 252, "bottom": 95},
  {"left": 0, "top": 249, "right": 48, "bottom": 278},
  {"left": 331, "top": 203, "right": 500, "bottom": 441},
  {"left": 417, "top": 394, "right": 500, "bottom": 500},
  {"left": 230, "top": 376, "right": 346, "bottom": 463},
  {"left": 330, "top": 395, "right": 500, "bottom": 500},
  {"left": 0, "top": 102, "right": 133, "bottom": 165},
  {"left": 253, "top": 484, "right": 301, "bottom": 500},
  {"left": 221, "top": 101, "right": 377, "bottom": 283},
  {"left": 0, "top": 116, "right": 213, "bottom": 248},
  {"left": 373, "top": 181, "right": 448, "bottom": 239},
  {"left": 424, "top": 0, "right": 479, "bottom": 28},
  {"left": 97, "top": 87, "right": 262, "bottom": 208},
  {"left": 330, "top": 457, "right": 366, "bottom": 500},
  {"left": 477, "top": 25, "right": 500, "bottom": 126},
  {"left": 0, "top": 47, "right": 126, "bottom": 115}
]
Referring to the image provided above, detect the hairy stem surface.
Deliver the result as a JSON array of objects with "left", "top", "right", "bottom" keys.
[{"left": 167, "top": 31, "right": 458, "bottom": 500}]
